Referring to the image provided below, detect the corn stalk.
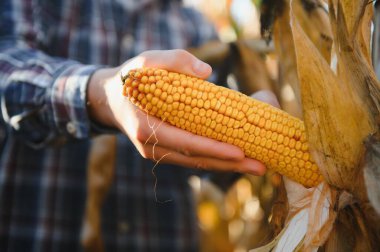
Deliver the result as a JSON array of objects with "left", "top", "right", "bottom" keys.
[{"left": 253, "top": 0, "right": 380, "bottom": 251}]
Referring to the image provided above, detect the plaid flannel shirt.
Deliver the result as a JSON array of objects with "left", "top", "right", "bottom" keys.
[{"left": 0, "top": 0, "right": 217, "bottom": 251}]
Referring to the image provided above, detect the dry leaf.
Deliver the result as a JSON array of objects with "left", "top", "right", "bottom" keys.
[
  {"left": 273, "top": 0, "right": 332, "bottom": 119},
  {"left": 290, "top": 1, "right": 374, "bottom": 189},
  {"left": 363, "top": 134, "right": 380, "bottom": 215},
  {"left": 293, "top": 0, "right": 332, "bottom": 62},
  {"left": 331, "top": 2, "right": 380, "bottom": 118},
  {"left": 338, "top": 0, "right": 367, "bottom": 40},
  {"left": 81, "top": 135, "right": 116, "bottom": 252},
  {"left": 357, "top": 3, "right": 373, "bottom": 65}
]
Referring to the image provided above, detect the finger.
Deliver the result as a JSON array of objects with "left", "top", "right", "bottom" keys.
[
  {"left": 119, "top": 101, "right": 244, "bottom": 161},
  {"left": 142, "top": 113, "right": 245, "bottom": 161},
  {"left": 122, "top": 49, "right": 212, "bottom": 79},
  {"left": 251, "top": 90, "right": 281, "bottom": 108},
  {"left": 138, "top": 142, "right": 266, "bottom": 176}
]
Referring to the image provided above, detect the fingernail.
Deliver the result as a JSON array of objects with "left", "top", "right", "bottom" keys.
[
  {"left": 251, "top": 90, "right": 281, "bottom": 108},
  {"left": 192, "top": 60, "right": 210, "bottom": 76},
  {"left": 247, "top": 160, "right": 266, "bottom": 176}
]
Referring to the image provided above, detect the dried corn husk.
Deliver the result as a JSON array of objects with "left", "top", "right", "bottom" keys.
[
  {"left": 293, "top": 0, "right": 377, "bottom": 190},
  {"left": 273, "top": 0, "right": 333, "bottom": 118},
  {"left": 254, "top": 0, "right": 380, "bottom": 251},
  {"left": 81, "top": 135, "right": 116, "bottom": 252}
]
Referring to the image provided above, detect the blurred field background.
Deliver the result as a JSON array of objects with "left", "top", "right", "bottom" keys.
[{"left": 185, "top": 0, "right": 262, "bottom": 41}]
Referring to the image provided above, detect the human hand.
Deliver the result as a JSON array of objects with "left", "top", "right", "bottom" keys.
[{"left": 87, "top": 50, "right": 278, "bottom": 175}]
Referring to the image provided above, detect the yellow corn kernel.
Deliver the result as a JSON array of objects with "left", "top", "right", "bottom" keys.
[{"left": 122, "top": 68, "right": 323, "bottom": 188}]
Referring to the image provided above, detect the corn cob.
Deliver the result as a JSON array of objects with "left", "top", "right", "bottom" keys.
[{"left": 122, "top": 68, "right": 324, "bottom": 187}]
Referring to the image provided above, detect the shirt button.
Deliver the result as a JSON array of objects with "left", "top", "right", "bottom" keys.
[
  {"left": 122, "top": 34, "right": 134, "bottom": 50},
  {"left": 66, "top": 122, "right": 77, "bottom": 135}
]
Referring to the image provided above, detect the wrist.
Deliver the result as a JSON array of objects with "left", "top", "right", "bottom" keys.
[{"left": 87, "top": 67, "right": 122, "bottom": 129}]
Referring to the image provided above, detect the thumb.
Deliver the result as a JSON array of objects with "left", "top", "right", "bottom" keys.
[{"left": 121, "top": 49, "right": 212, "bottom": 79}]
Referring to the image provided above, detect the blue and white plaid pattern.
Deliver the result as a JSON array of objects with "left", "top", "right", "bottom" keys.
[{"left": 0, "top": 0, "right": 217, "bottom": 251}]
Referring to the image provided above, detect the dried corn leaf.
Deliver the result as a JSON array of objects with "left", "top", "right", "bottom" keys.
[
  {"left": 273, "top": 0, "right": 332, "bottom": 119},
  {"left": 293, "top": 0, "right": 332, "bottom": 62},
  {"left": 338, "top": 0, "right": 367, "bottom": 40},
  {"left": 330, "top": 2, "right": 380, "bottom": 118},
  {"left": 290, "top": 3, "right": 374, "bottom": 189},
  {"left": 81, "top": 135, "right": 116, "bottom": 252},
  {"left": 357, "top": 4, "right": 373, "bottom": 65},
  {"left": 364, "top": 133, "right": 380, "bottom": 215}
]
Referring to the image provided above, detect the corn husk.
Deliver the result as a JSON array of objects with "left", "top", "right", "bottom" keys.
[{"left": 254, "top": 0, "right": 380, "bottom": 251}]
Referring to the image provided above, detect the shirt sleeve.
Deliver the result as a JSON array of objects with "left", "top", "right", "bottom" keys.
[{"left": 0, "top": 40, "right": 101, "bottom": 147}]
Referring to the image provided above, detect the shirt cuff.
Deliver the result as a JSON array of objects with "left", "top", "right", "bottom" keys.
[{"left": 50, "top": 64, "right": 101, "bottom": 139}]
